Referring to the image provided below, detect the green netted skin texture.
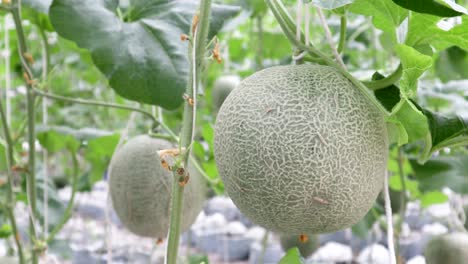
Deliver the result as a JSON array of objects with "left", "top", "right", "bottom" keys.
[
  {"left": 425, "top": 232, "right": 468, "bottom": 264},
  {"left": 212, "top": 75, "right": 240, "bottom": 112},
  {"left": 109, "top": 135, "right": 206, "bottom": 238},
  {"left": 280, "top": 234, "right": 319, "bottom": 258},
  {"left": 214, "top": 65, "right": 388, "bottom": 234}
]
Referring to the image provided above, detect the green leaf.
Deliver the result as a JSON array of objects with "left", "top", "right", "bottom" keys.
[
  {"left": 420, "top": 109, "right": 468, "bottom": 162},
  {"left": 435, "top": 46, "right": 468, "bottom": 83},
  {"left": 390, "top": 99, "right": 429, "bottom": 144},
  {"left": 84, "top": 134, "right": 120, "bottom": 184},
  {"left": 0, "top": 223, "right": 12, "bottom": 238},
  {"left": 391, "top": 0, "right": 466, "bottom": 17},
  {"left": 49, "top": 0, "right": 240, "bottom": 109},
  {"left": 420, "top": 191, "right": 448, "bottom": 208},
  {"left": 310, "top": 0, "right": 354, "bottom": 9},
  {"left": 37, "top": 129, "right": 81, "bottom": 153},
  {"left": 389, "top": 174, "right": 421, "bottom": 197},
  {"left": 348, "top": 0, "right": 408, "bottom": 42},
  {"left": 22, "top": 0, "right": 54, "bottom": 31},
  {"left": 410, "top": 155, "right": 468, "bottom": 194},
  {"left": 279, "top": 248, "right": 304, "bottom": 264},
  {"left": 406, "top": 14, "right": 468, "bottom": 51},
  {"left": 188, "top": 254, "right": 209, "bottom": 264},
  {"left": 394, "top": 44, "right": 433, "bottom": 98},
  {"left": 372, "top": 72, "right": 401, "bottom": 111}
]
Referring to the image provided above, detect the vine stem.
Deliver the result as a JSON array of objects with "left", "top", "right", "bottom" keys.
[
  {"left": 338, "top": 15, "right": 347, "bottom": 54},
  {"left": 315, "top": 6, "right": 346, "bottom": 69},
  {"left": 32, "top": 88, "right": 158, "bottom": 126},
  {"left": 11, "top": 4, "right": 40, "bottom": 263},
  {"left": 266, "top": 0, "right": 390, "bottom": 117},
  {"left": 0, "top": 98, "right": 25, "bottom": 264},
  {"left": 39, "top": 23, "right": 50, "bottom": 239},
  {"left": 165, "top": 0, "right": 212, "bottom": 263},
  {"left": 384, "top": 172, "right": 397, "bottom": 264}
]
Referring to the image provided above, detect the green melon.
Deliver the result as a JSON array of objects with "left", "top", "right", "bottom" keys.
[
  {"left": 212, "top": 75, "right": 241, "bottom": 112},
  {"left": 109, "top": 135, "right": 206, "bottom": 238},
  {"left": 280, "top": 234, "right": 319, "bottom": 258},
  {"left": 425, "top": 232, "right": 468, "bottom": 264},
  {"left": 214, "top": 65, "right": 388, "bottom": 234}
]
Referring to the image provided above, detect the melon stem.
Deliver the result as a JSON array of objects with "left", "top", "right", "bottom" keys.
[
  {"left": 266, "top": 0, "right": 390, "bottom": 117},
  {"left": 165, "top": 0, "right": 212, "bottom": 263},
  {"left": 11, "top": 3, "right": 40, "bottom": 263}
]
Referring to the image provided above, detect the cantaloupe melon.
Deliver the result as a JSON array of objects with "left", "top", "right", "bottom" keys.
[
  {"left": 212, "top": 75, "right": 241, "bottom": 112},
  {"left": 280, "top": 234, "right": 319, "bottom": 258},
  {"left": 424, "top": 232, "right": 468, "bottom": 264},
  {"left": 214, "top": 65, "right": 388, "bottom": 234},
  {"left": 109, "top": 135, "right": 206, "bottom": 238}
]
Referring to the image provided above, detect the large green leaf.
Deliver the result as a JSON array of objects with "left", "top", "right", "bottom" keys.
[
  {"left": 420, "top": 109, "right": 468, "bottom": 162},
  {"left": 391, "top": 0, "right": 466, "bottom": 17},
  {"left": 309, "top": 0, "right": 354, "bottom": 9},
  {"left": 37, "top": 129, "right": 81, "bottom": 153},
  {"left": 406, "top": 14, "right": 468, "bottom": 51},
  {"left": 348, "top": 0, "right": 407, "bottom": 42},
  {"left": 435, "top": 46, "right": 468, "bottom": 83},
  {"left": 410, "top": 155, "right": 468, "bottom": 194},
  {"left": 84, "top": 134, "right": 120, "bottom": 184},
  {"left": 389, "top": 99, "right": 429, "bottom": 144},
  {"left": 49, "top": 0, "right": 240, "bottom": 109},
  {"left": 394, "top": 44, "right": 433, "bottom": 98}
]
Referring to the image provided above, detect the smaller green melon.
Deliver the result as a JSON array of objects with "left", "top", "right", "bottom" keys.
[
  {"left": 109, "top": 135, "right": 206, "bottom": 238},
  {"left": 424, "top": 232, "right": 468, "bottom": 264},
  {"left": 211, "top": 75, "right": 240, "bottom": 112},
  {"left": 280, "top": 234, "right": 319, "bottom": 258}
]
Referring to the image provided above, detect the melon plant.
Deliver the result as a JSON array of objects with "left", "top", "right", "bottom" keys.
[
  {"left": 214, "top": 64, "right": 388, "bottom": 234},
  {"left": 424, "top": 232, "right": 468, "bottom": 264},
  {"left": 109, "top": 135, "right": 206, "bottom": 238},
  {"left": 280, "top": 234, "right": 319, "bottom": 258},
  {"left": 211, "top": 75, "right": 241, "bottom": 112}
]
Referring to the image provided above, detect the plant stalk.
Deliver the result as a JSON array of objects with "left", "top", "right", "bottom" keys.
[
  {"left": 0, "top": 98, "right": 25, "bottom": 264},
  {"left": 11, "top": 5, "right": 39, "bottom": 263},
  {"left": 32, "top": 88, "right": 158, "bottom": 127},
  {"left": 165, "top": 0, "right": 212, "bottom": 263},
  {"left": 338, "top": 15, "right": 347, "bottom": 54}
]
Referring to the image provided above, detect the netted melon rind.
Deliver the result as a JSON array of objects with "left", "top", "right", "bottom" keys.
[
  {"left": 214, "top": 65, "right": 388, "bottom": 234},
  {"left": 425, "top": 232, "right": 468, "bottom": 264},
  {"left": 109, "top": 135, "right": 206, "bottom": 238}
]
